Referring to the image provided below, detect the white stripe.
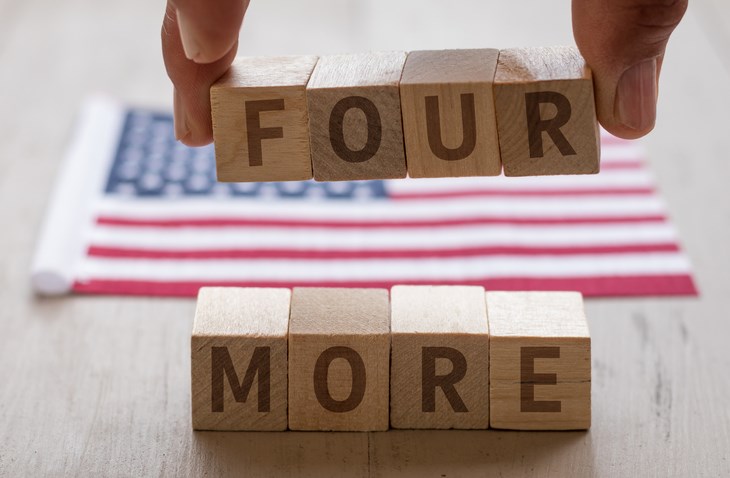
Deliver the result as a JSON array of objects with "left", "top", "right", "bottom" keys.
[
  {"left": 387, "top": 170, "right": 654, "bottom": 193},
  {"left": 87, "top": 223, "right": 678, "bottom": 250},
  {"left": 96, "top": 195, "right": 666, "bottom": 220},
  {"left": 599, "top": 143, "right": 645, "bottom": 160},
  {"left": 77, "top": 253, "right": 692, "bottom": 281},
  {"left": 31, "top": 95, "right": 125, "bottom": 295}
]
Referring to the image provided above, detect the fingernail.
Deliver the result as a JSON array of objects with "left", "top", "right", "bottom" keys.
[
  {"left": 615, "top": 58, "right": 658, "bottom": 131},
  {"left": 176, "top": 9, "right": 200, "bottom": 61},
  {"left": 173, "top": 89, "right": 190, "bottom": 141}
]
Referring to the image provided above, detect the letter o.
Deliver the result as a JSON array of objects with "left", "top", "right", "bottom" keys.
[
  {"left": 313, "top": 346, "right": 367, "bottom": 412},
  {"left": 328, "top": 96, "right": 382, "bottom": 163}
]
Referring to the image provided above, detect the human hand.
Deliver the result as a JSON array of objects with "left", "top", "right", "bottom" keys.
[
  {"left": 161, "top": 0, "right": 250, "bottom": 146},
  {"left": 162, "top": 1, "right": 687, "bottom": 147},
  {"left": 573, "top": 0, "right": 688, "bottom": 139}
]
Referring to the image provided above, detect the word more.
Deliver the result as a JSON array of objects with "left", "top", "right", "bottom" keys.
[{"left": 191, "top": 286, "right": 591, "bottom": 431}]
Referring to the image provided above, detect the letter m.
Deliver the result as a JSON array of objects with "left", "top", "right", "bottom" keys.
[{"left": 211, "top": 346, "right": 271, "bottom": 413}]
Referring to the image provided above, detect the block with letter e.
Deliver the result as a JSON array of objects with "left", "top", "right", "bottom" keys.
[
  {"left": 288, "top": 287, "right": 390, "bottom": 431},
  {"left": 191, "top": 287, "right": 291, "bottom": 431},
  {"left": 211, "top": 56, "right": 318, "bottom": 182},
  {"left": 487, "top": 291, "right": 591, "bottom": 430},
  {"left": 390, "top": 286, "right": 490, "bottom": 429},
  {"left": 306, "top": 52, "right": 408, "bottom": 181},
  {"left": 494, "top": 46, "right": 600, "bottom": 176}
]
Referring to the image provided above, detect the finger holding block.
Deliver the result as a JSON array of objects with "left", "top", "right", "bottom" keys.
[
  {"left": 494, "top": 46, "right": 600, "bottom": 176},
  {"left": 487, "top": 291, "right": 591, "bottom": 430},
  {"left": 191, "top": 287, "right": 291, "bottom": 431},
  {"left": 306, "top": 52, "right": 408, "bottom": 181},
  {"left": 400, "top": 49, "right": 501, "bottom": 178},
  {"left": 390, "top": 286, "right": 490, "bottom": 429},
  {"left": 211, "top": 56, "right": 318, "bottom": 182},
  {"left": 288, "top": 287, "right": 390, "bottom": 431}
]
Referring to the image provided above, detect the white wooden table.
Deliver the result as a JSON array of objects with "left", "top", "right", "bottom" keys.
[{"left": 1, "top": 0, "right": 728, "bottom": 475}]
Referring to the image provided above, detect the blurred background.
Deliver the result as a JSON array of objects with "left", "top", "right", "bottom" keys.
[
  {"left": 4, "top": 0, "right": 725, "bottom": 295},
  {"left": 0, "top": 0, "right": 729, "bottom": 476}
]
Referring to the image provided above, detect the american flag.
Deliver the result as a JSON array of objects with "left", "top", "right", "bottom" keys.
[{"left": 31, "top": 96, "right": 697, "bottom": 297}]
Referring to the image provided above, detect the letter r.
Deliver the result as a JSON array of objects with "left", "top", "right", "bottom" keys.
[
  {"left": 524, "top": 91, "right": 576, "bottom": 158},
  {"left": 421, "top": 346, "right": 468, "bottom": 413}
]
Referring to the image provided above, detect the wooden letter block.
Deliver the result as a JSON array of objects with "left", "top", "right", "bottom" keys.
[
  {"left": 487, "top": 291, "right": 591, "bottom": 430},
  {"left": 390, "top": 286, "right": 490, "bottom": 429},
  {"left": 191, "top": 287, "right": 291, "bottom": 431},
  {"left": 400, "top": 49, "right": 501, "bottom": 178},
  {"left": 288, "top": 287, "right": 390, "bottom": 431},
  {"left": 306, "top": 52, "right": 408, "bottom": 181},
  {"left": 494, "top": 46, "right": 600, "bottom": 176},
  {"left": 211, "top": 56, "right": 318, "bottom": 182}
]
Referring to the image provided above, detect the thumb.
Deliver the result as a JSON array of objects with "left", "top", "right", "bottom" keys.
[
  {"left": 172, "top": 0, "right": 249, "bottom": 64},
  {"left": 572, "top": 0, "right": 687, "bottom": 139}
]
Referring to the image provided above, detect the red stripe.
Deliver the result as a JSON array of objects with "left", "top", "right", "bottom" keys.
[
  {"left": 72, "top": 275, "right": 698, "bottom": 297},
  {"left": 96, "top": 214, "right": 667, "bottom": 229},
  {"left": 390, "top": 187, "right": 653, "bottom": 200},
  {"left": 87, "top": 243, "right": 681, "bottom": 260}
]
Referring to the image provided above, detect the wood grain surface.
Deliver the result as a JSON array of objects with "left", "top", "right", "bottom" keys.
[
  {"left": 494, "top": 46, "right": 600, "bottom": 177},
  {"left": 211, "top": 56, "right": 318, "bottom": 182},
  {"left": 390, "top": 286, "right": 489, "bottom": 429},
  {"left": 400, "top": 49, "right": 501, "bottom": 178},
  {"left": 487, "top": 292, "right": 591, "bottom": 430},
  {"left": 0, "top": 0, "right": 728, "bottom": 476},
  {"left": 191, "top": 287, "right": 291, "bottom": 431},
  {"left": 306, "top": 52, "right": 408, "bottom": 181},
  {"left": 288, "top": 288, "right": 390, "bottom": 431}
]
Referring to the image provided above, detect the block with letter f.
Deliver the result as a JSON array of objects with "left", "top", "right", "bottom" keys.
[{"left": 211, "top": 56, "right": 318, "bottom": 182}]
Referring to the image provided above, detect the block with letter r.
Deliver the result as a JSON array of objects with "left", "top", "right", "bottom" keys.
[
  {"left": 390, "top": 285, "right": 490, "bottom": 429},
  {"left": 494, "top": 46, "right": 600, "bottom": 177}
]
